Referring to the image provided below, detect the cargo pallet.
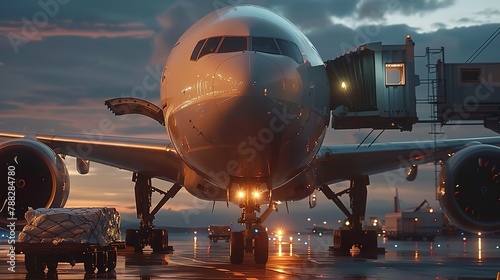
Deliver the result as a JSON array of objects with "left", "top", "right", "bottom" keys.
[{"left": 15, "top": 241, "right": 125, "bottom": 274}]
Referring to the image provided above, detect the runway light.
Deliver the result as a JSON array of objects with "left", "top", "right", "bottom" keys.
[
  {"left": 414, "top": 218, "right": 419, "bottom": 222},
  {"left": 307, "top": 218, "right": 311, "bottom": 222},
  {"left": 395, "top": 244, "right": 398, "bottom": 248},
  {"left": 253, "top": 192, "right": 260, "bottom": 199},
  {"left": 462, "top": 237, "right": 467, "bottom": 242},
  {"left": 496, "top": 245, "right": 499, "bottom": 249},
  {"left": 323, "top": 221, "right": 327, "bottom": 225},
  {"left": 478, "top": 232, "right": 482, "bottom": 236},
  {"left": 194, "top": 231, "right": 197, "bottom": 235},
  {"left": 345, "top": 220, "right": 350, "bottom": 226}
]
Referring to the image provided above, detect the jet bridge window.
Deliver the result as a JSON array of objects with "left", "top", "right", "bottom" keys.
[
  {"left": 218, "top": 36, "right": 248, "bottom": 53},
  {"left": 252, "top": 37, "right": 280, "bottom": 54},
  {"left": 460, "top": 68, "right": 481, "bottom": 83},
  {"left": 198, "top": 37, "right": 222, "bottom": 59},
  {"left": 385, "top": 63, "right": 406, "bottom": 86}
]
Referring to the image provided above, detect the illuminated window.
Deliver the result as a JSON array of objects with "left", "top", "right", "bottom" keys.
[{"left": 385, "top": 63, "right": 406, "bottom": 86}]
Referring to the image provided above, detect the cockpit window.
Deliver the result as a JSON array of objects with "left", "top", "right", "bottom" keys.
[
  {"left": 218, "top": 37, "right": 247, "bottom": 53},
  {"left": 191, "top": 36, "right": 303, "bottom": 64},
  {"left": 289, "top": 41, "right": 303, "bottom": 64},
  {"left": 276, "top": 39, "right": 301, "bottom": 64},
  {"left": 198, "top": 37, "right": 222, "bottom": 58},
  {"left": 191, "top": 39, "right": 206, "bottom": 60},
  {"left": 252, "top": 37, "right": 280, "bottom": 54}
]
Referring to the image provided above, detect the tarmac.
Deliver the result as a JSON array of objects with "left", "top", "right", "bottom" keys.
[{"left": 0, "top": 232, "right": 499, "bottom": 279}]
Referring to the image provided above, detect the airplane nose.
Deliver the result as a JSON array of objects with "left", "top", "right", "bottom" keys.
[{"left": 213, "top": 53, "right": 285, "bottom": 101}]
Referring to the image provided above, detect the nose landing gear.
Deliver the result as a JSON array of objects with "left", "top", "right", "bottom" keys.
[{"left": 229, "top": 194, "right": 276, "bottom": 265}]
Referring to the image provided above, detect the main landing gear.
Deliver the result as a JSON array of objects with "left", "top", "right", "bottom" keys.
[
  {"left": 320, "top": 175, "right": 383, "bottom": 255},
  {"left": 125, "top": 173, "right": 181, "bottom": 253},
  {"left": 229, "top": 188, "right": 276, "bottom": 265}
]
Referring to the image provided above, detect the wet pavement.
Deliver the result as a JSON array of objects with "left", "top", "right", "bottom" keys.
[{"left": 0, "top": 233, "right": 499, "bottom": 279}]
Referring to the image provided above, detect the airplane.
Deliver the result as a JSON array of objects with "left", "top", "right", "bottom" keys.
[{"left": 1, "top": 5, "right": 500, "bottom": 265}]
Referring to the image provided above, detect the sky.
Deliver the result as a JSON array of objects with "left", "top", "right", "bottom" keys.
[{"left": 0, "top": 0, "right": 499, "bottom": 230}]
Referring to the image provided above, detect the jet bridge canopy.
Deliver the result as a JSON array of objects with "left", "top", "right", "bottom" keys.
[{"left": 326, "top": 36, "right": 419, "bottom": 131}]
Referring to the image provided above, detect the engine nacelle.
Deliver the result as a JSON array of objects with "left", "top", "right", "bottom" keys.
[
  {"left": 0, "top": 138, "right": 70, "bottom": 230},
  {"left": 438, "top": 144, "right": 500, "bottom": 233}
]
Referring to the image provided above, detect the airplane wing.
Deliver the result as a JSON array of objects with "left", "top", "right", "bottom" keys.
[
  {"left": 315, "top": 136, "right": 500, "bottom": 185},
  {"left": 0, "top": 131, "right": 184, "bottom": 182}
]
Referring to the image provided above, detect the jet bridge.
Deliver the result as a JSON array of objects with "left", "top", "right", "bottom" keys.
[
  {"left": 436, "top": 62, "right": 500, "bottom": 129},
  {"left": 325, "top": 36, "right": 419, "bottom": 131}
]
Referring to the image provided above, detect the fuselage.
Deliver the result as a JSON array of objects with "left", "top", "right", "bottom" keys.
[{"left": 160, "top": 5, "right": 330, "bottom": 192}]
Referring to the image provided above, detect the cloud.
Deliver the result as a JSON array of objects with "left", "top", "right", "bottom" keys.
[
  {"left": 357, "top": 0, "right": 455, "bottom": 19},
  {"left": 0, "top": 21, "right": 154, "bottom": 41}
]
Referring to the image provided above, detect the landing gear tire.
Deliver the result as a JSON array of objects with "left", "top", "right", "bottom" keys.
[
  {"left": 254, "top": 231, "right": 269, "bottom": 265},
  {"left": 230, "top": 232, "right": 244, "bottom": 264},
  {"left": 152, "top": 229, "right": 168, "bottom": 253}
]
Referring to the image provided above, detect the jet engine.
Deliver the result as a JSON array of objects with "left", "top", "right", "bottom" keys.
[
  {"left": 438, "top": 144, "right": 500, "bottom": 233},
  {"left": 0, "top": 138, "right": 70, "bottom": 230}
]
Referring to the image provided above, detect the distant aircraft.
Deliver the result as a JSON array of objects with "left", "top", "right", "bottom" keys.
[{"left": 1, "top": 5, "right": 499, "bottom": 265}]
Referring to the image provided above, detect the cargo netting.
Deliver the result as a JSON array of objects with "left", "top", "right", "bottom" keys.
[{"left": 18, "top": 207, "right": 121, "bottom": 245}]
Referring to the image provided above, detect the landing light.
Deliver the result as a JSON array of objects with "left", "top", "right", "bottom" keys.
[
  {"left": 238, "top": 191, "right": 245, "bottom": 199},
  {"left": 341, "top": 81, "right": 347, "bottom": 90}
]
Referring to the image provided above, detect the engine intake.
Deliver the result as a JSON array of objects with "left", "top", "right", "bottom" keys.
[
  {"left": 0, "top": 138, "right": 70, "bottom": 230},
  {"left": 438, "top": 144, "right": 500, "bottom": 233}
]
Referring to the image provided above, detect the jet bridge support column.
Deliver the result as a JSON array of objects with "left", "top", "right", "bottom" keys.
[{"left": 320, "top": 176, "right": 383, "bottom": 256}]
